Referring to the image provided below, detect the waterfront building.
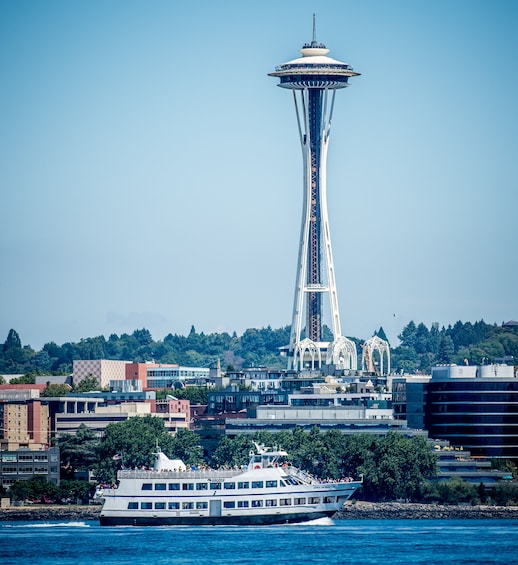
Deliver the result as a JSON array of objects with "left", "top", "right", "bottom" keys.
[
  {"left": 225, "top": 404, "right": 415, "bottom": 437},
  {"left": 0, "top": 446, "right": 60, "bottom": 490},
  {"left": 393, "top": 364, "right": 518, "bottom": 462},
  {"left": 269, "top": 20, "right": 360, "bottom": 372},
  {"left": 426, "top": 364, "right": 518, "bottom": 461}
]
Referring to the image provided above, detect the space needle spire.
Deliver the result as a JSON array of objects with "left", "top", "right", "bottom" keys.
[{"left": 269, "top": 20, "right": 360, "bottom": 371}]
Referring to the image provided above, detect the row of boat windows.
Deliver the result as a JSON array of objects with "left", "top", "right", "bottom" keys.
[
  {"left": 128, "top": 496, "right": 335, "bottom": 510},
  {"left": 141, "top": 480, "right": 300, "bottom": 491}
]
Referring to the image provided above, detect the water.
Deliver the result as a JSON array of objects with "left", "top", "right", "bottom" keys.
[{"left": 0, "top": 518, "right": 517, "bottom": 564}]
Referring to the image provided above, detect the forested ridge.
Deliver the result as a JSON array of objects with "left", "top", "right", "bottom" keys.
[{"left": 1, "top": 319, "right": 517, "bottom": 377}]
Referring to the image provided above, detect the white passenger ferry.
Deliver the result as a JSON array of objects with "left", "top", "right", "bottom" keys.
[{"left": 97, "top": 444, "right": 361, "bottom": 526}]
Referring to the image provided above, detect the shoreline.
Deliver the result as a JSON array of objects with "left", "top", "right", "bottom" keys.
[{"left": 1, "top": 502, "right": 517, "bottom": 522}]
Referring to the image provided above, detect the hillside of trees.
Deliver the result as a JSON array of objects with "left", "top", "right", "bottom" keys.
[{"left": 1, "top": 319, "right": 517, "bottom": 377}]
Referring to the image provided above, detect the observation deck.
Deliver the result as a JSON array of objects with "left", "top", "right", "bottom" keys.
[{"left": 269, "top": 40, "right": 360, "bottom": 90}]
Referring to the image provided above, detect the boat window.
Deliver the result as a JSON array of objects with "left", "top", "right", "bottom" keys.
[
  {"left": 196, "top": 502, "right": 208, "bottom": 510},
  {"left": 155, "top": 502, "right": 166, "bottom": 509},
  {"left": 127, "top": 502, "right": 138, "bottom": 509},
  {"left": 141, "top": 483, "right": 152, "bottom": 491},
  {"left": 266, "top": 480, "right": 277, "bottom": 488},
  {"left": 323, "top": 496, "right": 335, "bottom": 504},
  {"left": 182, "top": 502, "right": 194, "bottom": 510},
  {"left": 294, "top": 497, "right": 306, "bottom": 505},
  {"left": 308, "top": 497, "right": 320, "bottom": 504},
  {"left": 155, "top": 483, "right": 166, "bottom": 491},
  {"left": 251, "top": 500, "right": 263, "bottom": 507},
  {"left": 251, "top": 481, "right": 263, "bottom": 489},
  {"left": 168, "top": 502, "right": 180, "bottom": 510},
  {"left": 238, "top": 482, "right": 249, "bottom": 489},
  {"left": 279, "top": 480, "right": 286, "bottom": 487},
  {"left": 223, "top": 501, "right": 236, "bottom": 509},
  {"left": 196, "top": 482, "right": 208, "bottom": 490},
  {"left": 265, "top": 499, "right": 277, "bottom": 507},
  {"left": 141, "top": 502, "right": 153, "bottom": 510},
  {"left": 210, "top": 482, "right": 222, "bottom": 490},
  {"left": 279, "top": 498, "right": 291, "bottom": 506},
  {"left": 182, "top": 483, "right": 194, "bottom": 490},
  {"left": 224, "top": 482, "right": 235, "bottom": 490},
  {"left": 238, "top": 500, "right": 249, "bottom": 508},
  {"left": 169, "top": 483, "right": 180, "bottom": 490}
]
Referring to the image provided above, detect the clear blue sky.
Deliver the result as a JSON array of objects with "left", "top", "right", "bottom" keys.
[{"left": 1, "top": 0, "right": 517, "bottom": 351}]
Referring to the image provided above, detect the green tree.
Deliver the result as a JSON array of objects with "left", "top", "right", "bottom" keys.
[
  {"left": 95, "top": 416, "right": 175, "bottom": 482},
  {"left": 41, "top": 384, "right": 71, "bottom": 397},
  {"left": 73, "top": 376, "right": 101, "bottom": 392},
  {"left": 54, "top": 424, "right": 100, "bottom": 480},
  {"left": 9, "top": 373, "right": 36, "bottom": 384},
  {"left": 3, "top": 329, "right": 22, "bottom": 352}
]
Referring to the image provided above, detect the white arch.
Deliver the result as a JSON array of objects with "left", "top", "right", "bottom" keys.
[
  {"left": 293, "top": 338, "right": 322, "bottom": 371},
  {"left": 326, "top": 335, "right": 358, "bottom": 370},
  {"left": 361, "top": 335, "right": 391, "bottom": 375}
]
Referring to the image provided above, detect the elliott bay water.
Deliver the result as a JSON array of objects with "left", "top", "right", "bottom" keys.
[{"left": 0, "top": 518, "right": 517, "bottom": 564}]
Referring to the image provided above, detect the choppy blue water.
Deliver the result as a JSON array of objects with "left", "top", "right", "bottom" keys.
[{"left": 0, "top": 518, "right": 517, "bottom": 564}]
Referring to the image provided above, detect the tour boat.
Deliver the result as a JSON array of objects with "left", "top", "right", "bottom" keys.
[{"left": 97, "top": 443, "right": 361, "bottom": 526}]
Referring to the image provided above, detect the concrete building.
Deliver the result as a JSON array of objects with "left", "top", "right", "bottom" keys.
[
  {"left": 125, "top": 362, "right": 210, "bottom": 389},
  {"left": 0, "top": 398, "right": 49, "bottom": 450},
  {"left": 72, "top": 359, "right": 130, "bottom": 388}
]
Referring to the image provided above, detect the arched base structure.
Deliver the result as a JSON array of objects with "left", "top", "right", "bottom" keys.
[
  {"left": 326, "top": 335, "right": 358, "bottom": 370},
  {"left": 361, "top": 335, "right": 391, "bottom": 375},
  {"left": 292, "top": 338, "right": 323, "bottom": 371}
]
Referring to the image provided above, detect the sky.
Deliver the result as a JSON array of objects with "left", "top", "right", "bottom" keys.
[{"left": 1, "top": 0, "right": 517, "bottom": 351}]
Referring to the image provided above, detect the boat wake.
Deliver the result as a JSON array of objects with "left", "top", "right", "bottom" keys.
[
  {"left": 292, "top": 517, "right": 335, "bottom": 526},
  {"left": 5, "top": 521, "right": 91, "bottom": 528}
]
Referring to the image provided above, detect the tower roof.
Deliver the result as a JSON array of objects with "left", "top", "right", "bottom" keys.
[{"left": 269, "top": 26, "right": 360, "bottom": 90}]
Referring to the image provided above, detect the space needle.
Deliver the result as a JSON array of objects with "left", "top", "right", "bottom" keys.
[{"left": 269, "top": 19, "right": 360, "bottom": 371}]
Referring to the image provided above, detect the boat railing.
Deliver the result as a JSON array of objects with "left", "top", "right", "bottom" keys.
[{"left": 117, "top": 468, "right": 245, "bottom": 480}]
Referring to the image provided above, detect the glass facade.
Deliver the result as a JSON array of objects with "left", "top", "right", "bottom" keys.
[{"left": 426, "top": 378, "right": 518, "bottom": 459}]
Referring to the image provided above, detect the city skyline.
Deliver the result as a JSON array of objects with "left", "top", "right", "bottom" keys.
[{"left": 1, "top": 1, "right": 517, "bottom": 351}]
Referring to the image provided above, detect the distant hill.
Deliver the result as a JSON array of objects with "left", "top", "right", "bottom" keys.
[{"left": 1, "top": 320, "right": 516, "bottom": 377}]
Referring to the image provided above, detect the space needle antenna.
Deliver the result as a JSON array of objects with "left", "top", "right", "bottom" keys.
[{"left": 312, "top": 13, "right": 317, "bottom": 44}]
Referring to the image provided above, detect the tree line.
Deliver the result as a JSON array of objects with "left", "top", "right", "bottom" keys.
[
  {"left": 1, "top": 319, "right": 517, "bottom": 376},
  {"left": 4, "top": 418, "right": 517, "bottom": 506}
]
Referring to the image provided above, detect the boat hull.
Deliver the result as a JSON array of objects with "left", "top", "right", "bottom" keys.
[{"left": 99, "top": 509, "right": 335, "bottom": 526}]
